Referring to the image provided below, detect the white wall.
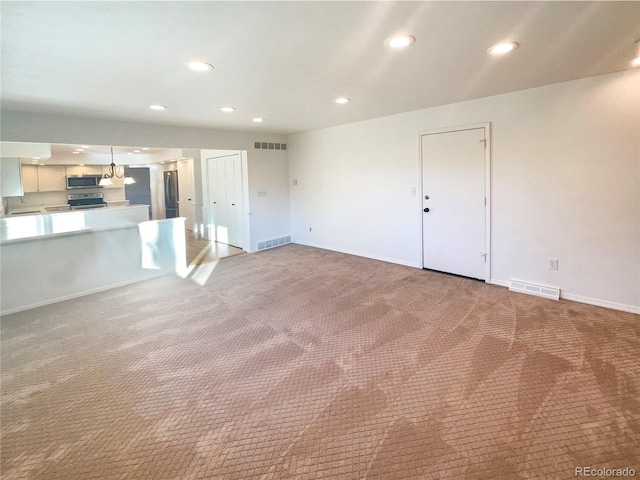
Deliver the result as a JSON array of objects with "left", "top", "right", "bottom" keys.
[
  {"left": 0, "top": 112, "right": 292, "bottom": 255},
  {"left": 288, "top": 70, "right": 640, "bottom": 313}
]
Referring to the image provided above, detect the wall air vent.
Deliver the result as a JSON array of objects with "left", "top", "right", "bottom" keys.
[
  {"left": 509, "top": 280, "right": 560, "bottom": 301},
  {"left": 257, "top": 235, "right": 291, "bottom": 251},
  {"left": 254, "top": 142, "right": 287, "bottom": 150}
]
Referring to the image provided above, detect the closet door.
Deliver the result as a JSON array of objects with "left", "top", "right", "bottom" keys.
[{"left": 206, "top": 154, "right": 244, "bottom": 248}]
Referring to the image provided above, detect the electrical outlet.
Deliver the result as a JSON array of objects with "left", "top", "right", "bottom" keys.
[{"left": 548, "top": 259, "right": 558, "bottom": 270}]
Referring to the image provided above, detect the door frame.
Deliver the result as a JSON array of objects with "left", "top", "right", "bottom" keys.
[{"left": 418, "top": 122, "right": 492, "bottom": 281}]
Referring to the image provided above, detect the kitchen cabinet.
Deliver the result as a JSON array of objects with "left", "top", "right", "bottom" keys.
[
  {"left": 22, "top": 165, "right": 39, "bottom": 192},
  {"left": 38, "top": 166, "right": 66, "bottom": 191},
  {"left": 0, "top": 158, "right": 24, "bottom": 197},
  {"left": 101, "top": 166, "right": 125, "bottom": 188},
  {"left": 20, "top": 165, "right": 68, "bottom": 192},
  {"left": 66, "top": 165, "right": 102, "bottom": 176}
]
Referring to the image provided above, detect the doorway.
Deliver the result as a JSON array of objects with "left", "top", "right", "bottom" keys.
[
  {"left": 206, "top": 153, "right": 245, "bottom": 249},
  {"left": 420, "top": 124, "right": 490, "bottom": 280},
  {"left": 124, "top": 167, "right": 152, "bottom": 220}
]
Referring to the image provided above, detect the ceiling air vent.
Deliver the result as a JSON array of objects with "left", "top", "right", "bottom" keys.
[{"left": 254, "top": 142, "right": 287, "bottom": 150}]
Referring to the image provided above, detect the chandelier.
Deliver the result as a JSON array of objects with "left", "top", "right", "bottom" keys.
[{"left": 99, "top": 147, "right": 136, "bottom": 186}]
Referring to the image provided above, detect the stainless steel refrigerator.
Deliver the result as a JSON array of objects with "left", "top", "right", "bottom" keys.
[{"left": 164, "top": 171, "right": 179, "bottom": 219}]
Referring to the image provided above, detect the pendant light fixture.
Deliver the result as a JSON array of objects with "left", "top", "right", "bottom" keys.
[{"left": 99, "top": 147, "right": 136, "bottom": 186}]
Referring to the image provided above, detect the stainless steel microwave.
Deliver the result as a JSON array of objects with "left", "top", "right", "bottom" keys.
[{"left": 66, "top": 175, "right": 102, "bottom": 189}]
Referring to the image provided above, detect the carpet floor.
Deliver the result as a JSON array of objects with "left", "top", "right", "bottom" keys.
[{"left": 1, "top": 244, "right": 638, "bottom": 479}]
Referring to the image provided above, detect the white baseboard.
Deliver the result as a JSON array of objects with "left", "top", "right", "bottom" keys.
[
  {"left": 489, "top": 278, "right": 639, "bottom": 315},
  {"left": 560, "top": 292, "right": 639, "bottom": 315},
  {"left": 1, "top": 273, "right": 166, "bottom": 316},
  {"left": 292, "top": 241, "right": 421, "bottom": 269}
]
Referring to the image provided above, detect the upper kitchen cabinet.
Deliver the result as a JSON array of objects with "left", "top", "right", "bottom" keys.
[
  {"left": 21, "top": 165, "right": 68, "bottom": 192},
  {"left": 66, "top": 165, "right": 102, "bottom": 176},
  {"left": 38, "top": 165, "right": 66, "bottom": 191},
  {"left": 22, "top": 165, "right": 39, "bottom": 192},
  {"left": 0, "top": 158, "right": 24, "bottom": 197}
]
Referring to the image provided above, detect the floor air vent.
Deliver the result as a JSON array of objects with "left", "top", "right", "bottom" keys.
[
  {"left": 257, "top": 235, "right": 291, "bottom": 251},
  {"left": 509, "top": 280, "right": 560, "bottom": 301}
]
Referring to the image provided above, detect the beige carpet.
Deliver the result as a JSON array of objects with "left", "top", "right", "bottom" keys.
[{"left": 1, "top": 244, "right": 638, "bottom": 479}]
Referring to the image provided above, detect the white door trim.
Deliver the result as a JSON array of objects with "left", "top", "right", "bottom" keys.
[{"left": 418, "top": 122, "right": 491, "bottom": 281}]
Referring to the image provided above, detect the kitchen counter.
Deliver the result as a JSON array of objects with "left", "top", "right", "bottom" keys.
[
  {"left": 0, "top": 204, "right": 150, "bottom": 243},
  {"left": 1, "top": 217, "right": 186, "bottom": 315}
]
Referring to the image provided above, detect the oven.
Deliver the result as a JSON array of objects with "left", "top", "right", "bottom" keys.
[{"left": 67, "top": 193, "right": 107, "bottom": 210}]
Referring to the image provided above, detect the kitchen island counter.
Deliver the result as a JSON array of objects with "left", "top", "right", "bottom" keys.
[
  {"left": 1, "top": 216, "right": 186, "bottom": 315},
  {"left": 1, "top": 204, "right": 150, "bottom": 243}
]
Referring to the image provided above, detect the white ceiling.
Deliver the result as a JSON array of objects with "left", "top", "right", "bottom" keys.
[{"left": 2, "top": 1, "right": 638, "bottom": 135}]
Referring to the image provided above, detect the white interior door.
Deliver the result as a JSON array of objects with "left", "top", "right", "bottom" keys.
[
  {"left": 177, "top": 159, "right": 194, "bottom": 230},
  {"left": 421, "top": 127, "right": 487, "bottom": 280},
  {"left": 206, "top": 154, "right": 244, "bottom": 249}
]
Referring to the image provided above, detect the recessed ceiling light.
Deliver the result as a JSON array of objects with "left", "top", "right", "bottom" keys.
[
  {"left": 187, "top": 61, "right": 214, "bottom": 72},
  {"left": 487, "top": 42, "right": 519, "bottom": 56},
  {"left": 79, "top": 164, "right": 85, "bottom": 166},
  {"left": 33, "top": 157, "right": 41, "bottom": 160},
  {"left": 150, "top": 104, "right": 167, "bottom": 110},
  {"left": 142, "top": 147, "right": 149, "bottom": 151},
  {"left": 75, "top": 148, "right": 84, "bottom": 152},
  {"left": 252, "top": 117, "right": 264, "bottom": 123},
  {"left": 385, "top": 34, "right": 415, "bottom": 49},
  {"left": 127, "top": 152, "right": 133, "bottom": 155},
  {"left": 160, "top": 162, "right": 166, "bottom": 164},
  {"left": 81, "top": 145, "right": 90, "bottom": 148},
  {"left": 335, "top": 97, "right": 350, "bottom": 104},
  {"left": 632, "top": 57, "right": 640, "bottom": 67},
  {"left": 133, "top": 150, "right": 140, "bottom": 153},
  {"left": 220, "top": 107, "right": 236, "bottom": 112},
  {"left": 72, "top": 151, "right": 80, "bottom": 154}
]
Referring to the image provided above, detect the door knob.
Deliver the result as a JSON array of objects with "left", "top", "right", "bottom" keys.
[{"left": 423, "top": 207, "right": 430, "bottom": 213}]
